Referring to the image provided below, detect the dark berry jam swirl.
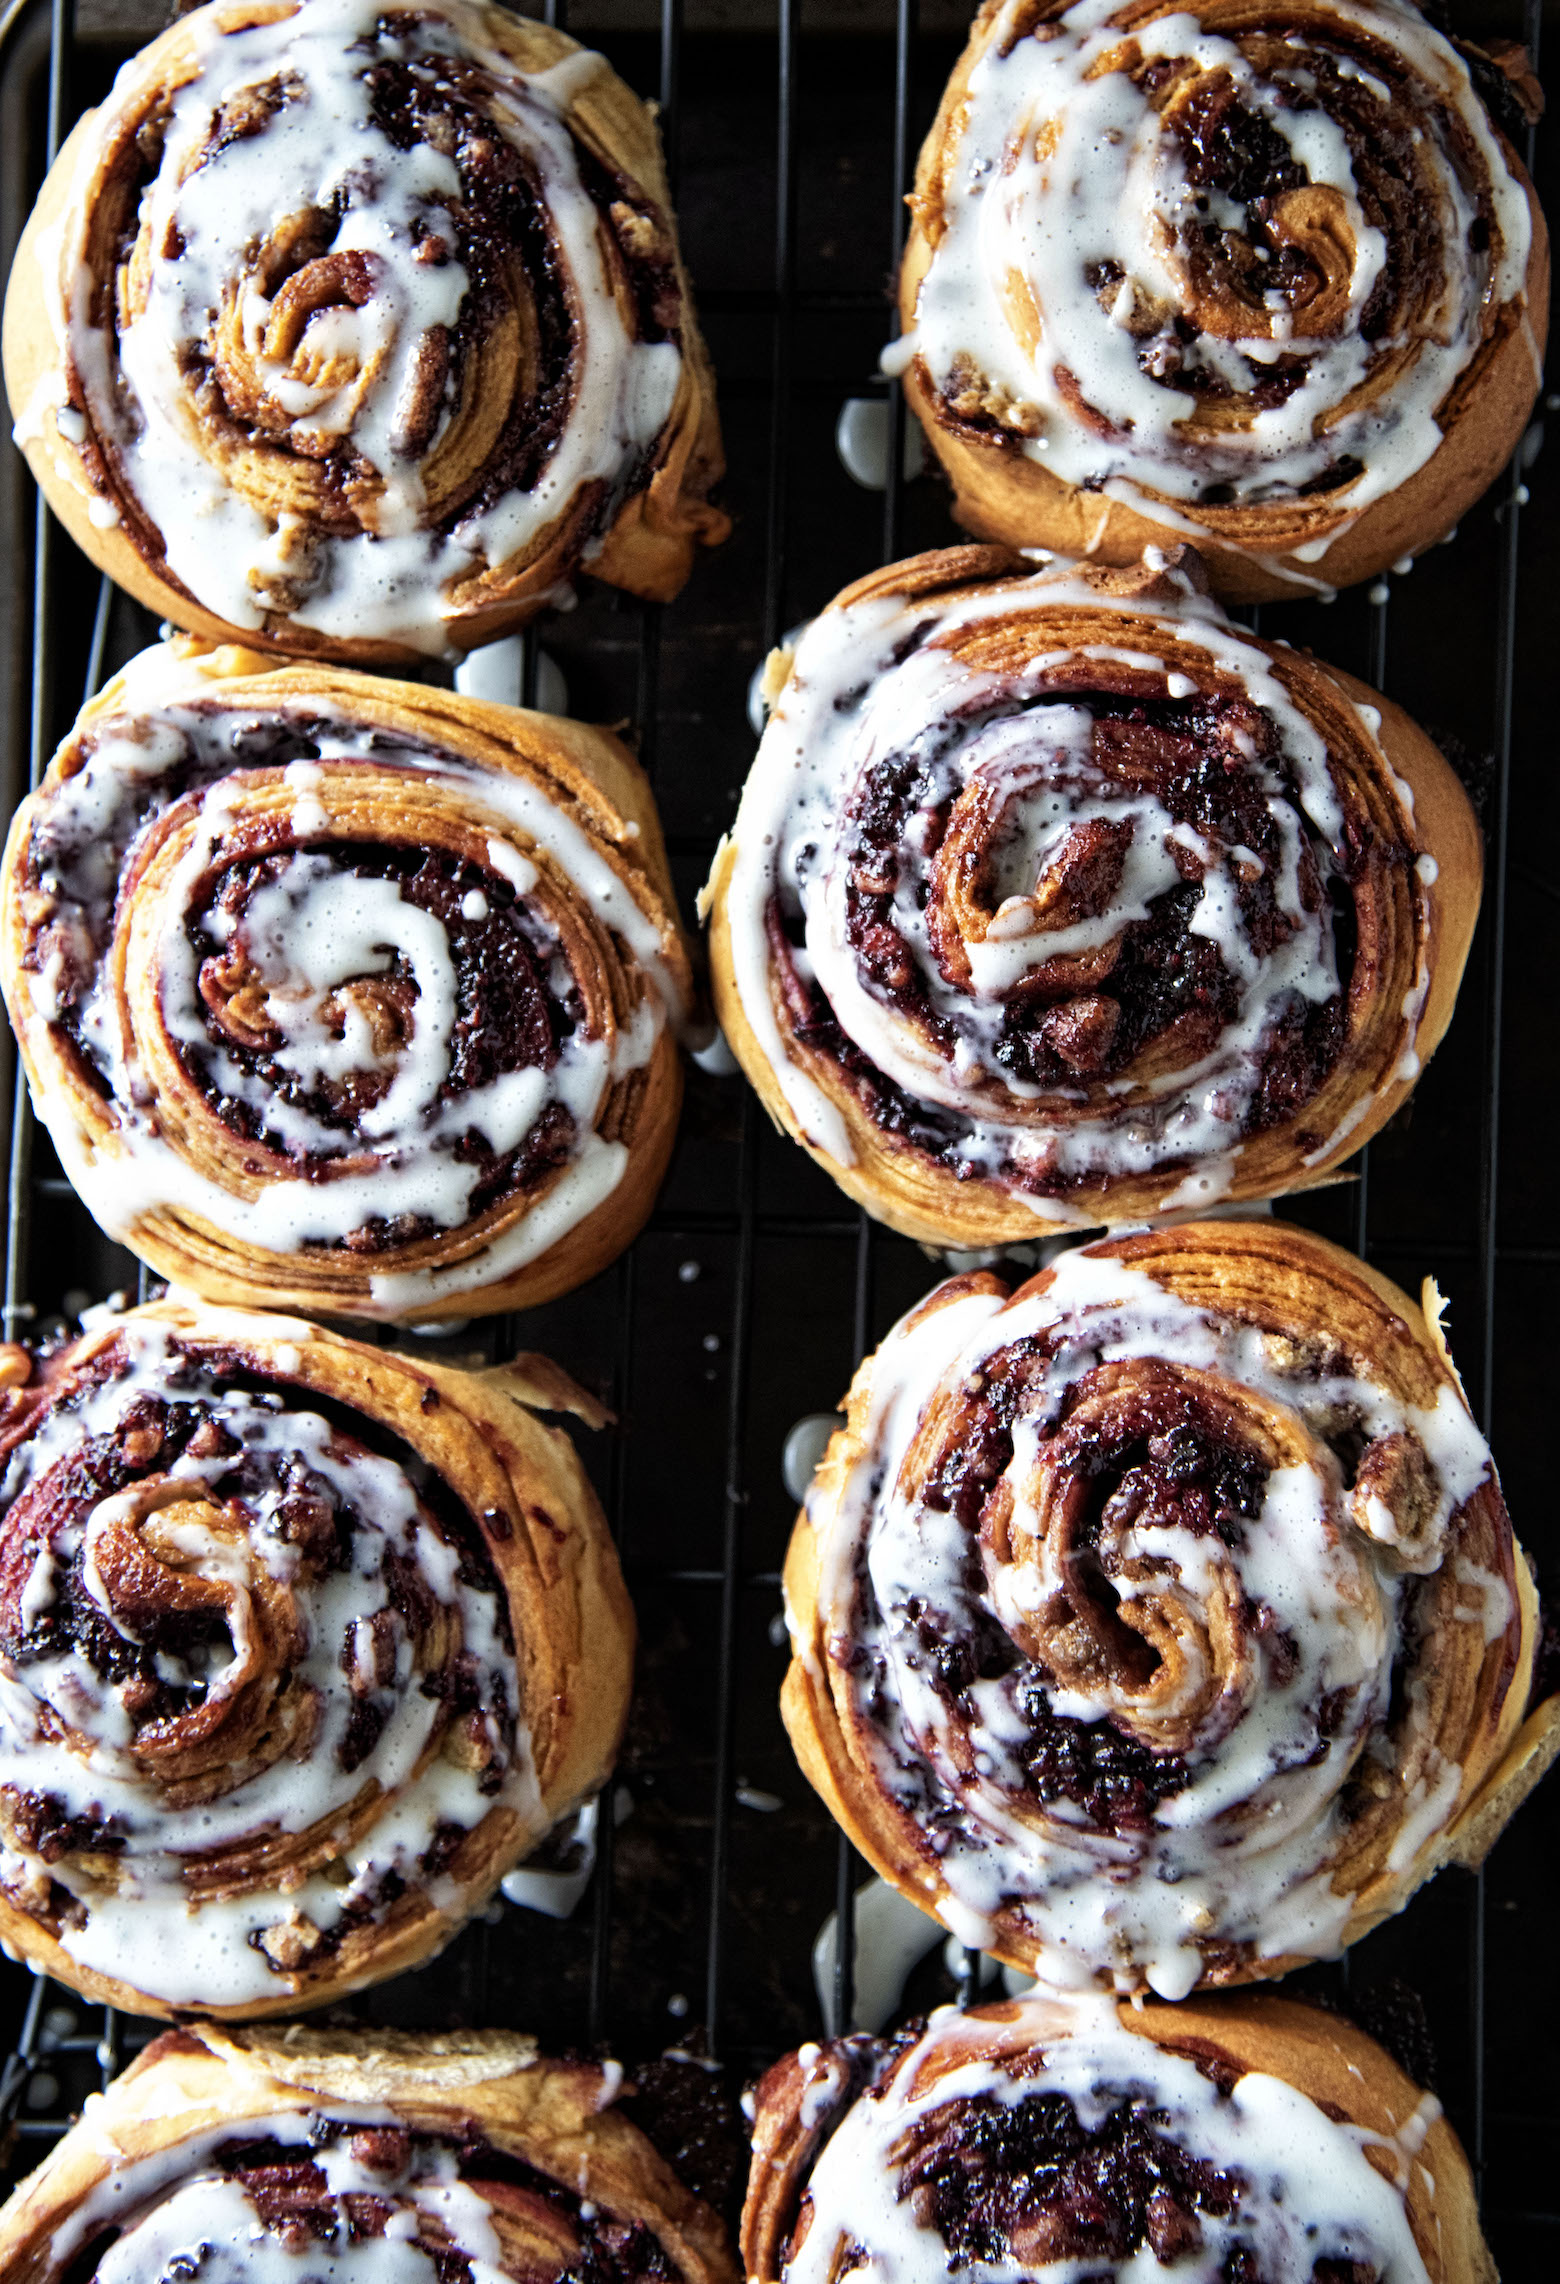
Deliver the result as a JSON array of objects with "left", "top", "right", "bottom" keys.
[{"left": 745, "top": 2005, "right": 1433, "bottom": 2284}]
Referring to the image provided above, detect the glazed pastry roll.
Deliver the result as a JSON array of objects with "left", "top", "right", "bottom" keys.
[
  {"left": 897, "top": 0, "right": 1547, "bottom": 601},
  {"left": 0, "top": 1296, "right": 633, "bottom": 2018},
  {"left": 781, "top": 1218, "right": 1558, "bottom": 1997},
  {"left": 706, "top": 547, "right": 1479, "bottom": 1248},
  {"left": 0, "top": 641, "right": 691, "bottom": 1322},
  {"left": 745, "top": 1991, "right": 1489, "bottom": 2283},
  {"left": 2, "top": 0, "right": 727, "bottom": 662},
  {"left": 0, "top": 2024, "right": 736, "bottom": 2284}
]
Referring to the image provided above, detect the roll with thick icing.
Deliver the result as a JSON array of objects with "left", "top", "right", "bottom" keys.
[
  {"left": 895, "top": 0, "right": 1547, "bottom": 601},
  {"left": 0, "top": 1296, "right": 633, "bottom": 2017},
  {"left": 0, "top": 2024, "right": 736, "bottom": 2284},
  {"left": 0, "top": 640, "right": 691, "bottom": 1322},
  {"left": 780, "top": 1219, "right": 1558, "bottom": 1998},
  {"left": 705, "top": 546, "right": 1480, "bottom": 1248},
  {"left": 744, "top": 1991, "right": 1491, "bottom": 2284},
  {"left": 2, "top": 0, "right": 727, "bottom": 661}
]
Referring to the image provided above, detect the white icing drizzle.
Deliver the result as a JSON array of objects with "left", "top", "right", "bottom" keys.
[
  {"left": 785, "top": 1996, "right": 1432, "bottom": 2282},
  {"left": 14, "top": 647, "right": 681, "bottom": 1316},
  {"left": 803, "top": 1245, "right": 1497, "bottom": 1996},
  {"left": 1452, "top": 1552, "right": 1513, "bottom": 1645},
  {"left": 722, "top": 559, "right": 1415, "bottom": 1201},
  {"left": 44, "top": 2111, "right": 359, "bottom": 2271},
  {"left": 905, "top": 0, "right": 1532, "bottom": 536},
  {"left": 50, "top": 0, "right": 683, "bottom": 653},
  {"left": 0, "top": 1319, "right": 539, "bottom": 2007},
  {"left": 41, "top": 2102, "right": 608, "bottom": 2284},
  {"left": 96, "top": 2176, "right": 459, "bottom": 2284}
]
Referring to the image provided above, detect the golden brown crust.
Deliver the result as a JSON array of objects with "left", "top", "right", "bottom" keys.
[
  {"left": 897, "top": 0, "right": 1548, "bottom": 604},
  {"left": 0, "top": 1296, "right": 635, "bottom": 2019},
  {"left": 1, "top": 1, "right": 727, "bottom": 664},
  {"left": 0, "top": 642, "right": 693, "bottom": 1321},
  {"left": 742, "top": 1992, "right": 1490, "bottom": 2284},
  {"left": 706, "top": 546, "right": 1482, "bottom": 1248},
  {"left": 779, "top": 1218, "right": 1549, "bottom": 1994},
  {"left": 0, "top": 2026, "right": 736, "bottom": 2284}
]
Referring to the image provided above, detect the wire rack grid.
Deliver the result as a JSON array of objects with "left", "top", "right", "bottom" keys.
[{"left": 0, "top": 0, "right": 1557, "bottom": 2270}]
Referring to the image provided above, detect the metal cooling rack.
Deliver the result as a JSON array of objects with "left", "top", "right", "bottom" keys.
[{"left": 1, "top": 0, "right": 1556, "bottom": 2270}]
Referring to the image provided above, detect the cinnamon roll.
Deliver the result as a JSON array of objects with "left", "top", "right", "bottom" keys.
[
  {"left": 896, "top": 0, "right": 1547, "bottom": 601},
  {"left": 2, "top": 0, "right": 726, "bottom": 662},
  {"left": 0, "top": 2024, "right": 735, "bottom": 2284},
  {"left": 705, "top": 547, "right": 1479, "bottom": 1247},
  {"left": 0, "top": 1295, "right": 633, "bottom": 2017},
  {"left": 0, "top": 641, "right": 691, "bottom": 1322},
  {"left": 781, "top": 1218, "right": 1558, "bottom": 1997},
  {"left": 744, "top": 1991, "right": 1488, "bottom": 2283}
]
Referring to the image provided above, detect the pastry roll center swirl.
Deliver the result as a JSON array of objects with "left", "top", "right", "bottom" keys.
[
  {"left": 0, "top": 1315, "right": 541, "bottom": 2004},
  {"left": 5, "top": 654, "right": 686, "bottom": 1315},
  {"left": 978, "top": 1357, "right": 1369, "bottom": 1760},
  {"left": 728, "top": 565, "right": 1372, "bottom": 1198},
  {"left": 181, "top": 853, "right": 463, "bottom": 1141}
]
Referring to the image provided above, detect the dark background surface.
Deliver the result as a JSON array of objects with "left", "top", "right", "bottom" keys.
[{"left": 0, "top": 0, "right": 1556, "bottom": 2269}]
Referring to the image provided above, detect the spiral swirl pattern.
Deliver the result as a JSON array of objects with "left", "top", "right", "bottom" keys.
[
  {"left": 0, "top": 2028, "right": 736, "bottom": 2284},
  {"left": 708, "top": 547, "right": 1478, "bottom": 1247},
  {"left": 781, "top": 1221, "right": 1548, "bottom": 1997},
  {"left": 744, "top": 1994, "right": 1486, "bottom": 2284},
  {"left": 0, "top": 1300, "right": 631, "bottom": 2016},
  {"left": 5, "top": 0, "right": 726, "bottom": 657},
  {"left": 1, "top": 644, "right": 690, "bottom": 1321},
  {"left": 897, "top": 0, "right": 1546, "bottom": 597}
]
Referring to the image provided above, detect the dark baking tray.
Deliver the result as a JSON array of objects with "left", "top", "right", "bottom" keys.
[{"left": 1, "top": 0, "right": 1555, "bottom": 2265}]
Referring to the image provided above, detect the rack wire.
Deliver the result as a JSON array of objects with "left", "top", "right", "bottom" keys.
[{"left": 1, "top": 0, "right": 1556, "bottom": 2268}]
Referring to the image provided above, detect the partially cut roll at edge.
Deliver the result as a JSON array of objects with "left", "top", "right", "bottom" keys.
[
  {"left": 781, "top": 1218, "right": 1558, "bottom": 1998},
  {"left": 0, "top": 1296, "right": 633, "bottom": 2018},
  {"left": 0, "top": 2023, "right": 736, "bottom": 2284},
  {"left": 0, "top": 640, "right": 692, "bottom": 1321},
  {"left": 744, "top": 1991, "right": 1492, "bottom": 2283}
]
